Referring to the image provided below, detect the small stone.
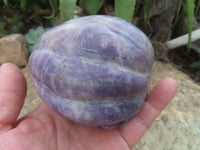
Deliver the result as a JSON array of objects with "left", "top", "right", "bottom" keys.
[{"left": 0, "top": 34, "right": 29, "bottom": 67}]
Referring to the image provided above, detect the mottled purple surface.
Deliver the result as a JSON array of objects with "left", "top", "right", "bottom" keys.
[
  {"left": 29, "top": 15, "right": 154, "bottom": 129},
  {"left": 33, "top": 78, "right": 146, "bottom": 129}
]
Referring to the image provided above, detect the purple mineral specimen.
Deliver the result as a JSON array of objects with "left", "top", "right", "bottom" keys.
[{"left": 29, "top": 15, "right": 154, "bottom": 129}]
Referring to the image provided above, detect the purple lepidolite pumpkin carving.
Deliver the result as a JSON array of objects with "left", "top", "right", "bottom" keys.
[{"left": 29, "top": 15, "right": 154, "bottom": 129}]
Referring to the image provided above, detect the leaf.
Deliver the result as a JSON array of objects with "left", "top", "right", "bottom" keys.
[
  {"left": 115, "top": 0, "right": 136, "bottom": 22},
  {"left": 143, "top": 0, "right": 150, "bottom": 23},
  {"left": 195, "top": 0, "right": 200, "bottom": 17},
  {"left": 186, "top": 0, "right": 194, "bottom": 52},
  {"left": 79, "top": 0, "right": 104, "bottom": 15},
  {"left": 60, "top": 0, "right": 77, "bottom": 23},
  {"left": 44, "top": 0, "right": 57, "bottom": 19},
  {"left": 180, "top": 0, "right": 194, "bottom": 52},
  {"left": 25, "top": 26, "right": 51, "bottom": 53},
  {"left": 3, "top": 0, "right": 8, "bottom": 6},
  {"left": 20, "top": 0, "right": 28, "bottom": 12},
  {"left": 190, "top": 61, "right": 200, "bottom": 69}
]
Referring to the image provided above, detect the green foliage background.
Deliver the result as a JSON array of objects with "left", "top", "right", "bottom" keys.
[{"left": 0, "top": 0, "right": 200, "bottom": 69}]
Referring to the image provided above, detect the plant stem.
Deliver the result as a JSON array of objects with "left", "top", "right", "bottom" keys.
[{"left": 187, "top": 0, "right": 194, "bottom": 52}]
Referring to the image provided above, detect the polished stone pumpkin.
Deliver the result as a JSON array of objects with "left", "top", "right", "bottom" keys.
[{"left": 29, "top": 15, "right": 154, "bottom": 129}]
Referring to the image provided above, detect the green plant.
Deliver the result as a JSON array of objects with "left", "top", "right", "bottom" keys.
[
  {"left": 180, "top": 0, "right": 195, "bottom": 52},
  {"left": 0, "top": 0, "right": 58, "bottom": 35},
  {"left": 78, "top": 0, "right": 136, "bottom": 22},
  {"left": 44, "top": 0, "right": 58, "bottom": 19},
  {"left": 79, "top": 0, "right": 104, "bottom": 15},
  {"left": 60, "top": 0, "right": 77, "bottom": 23},
  {"left": 195, "top": 0, "right": 200, "bottom": 17},
  {"left": 2, "top": 0, "right": 59, "bottom": 19},
  {"left": 186, "top": 0, "right": 194, "bottom": 52},
  {"left": 3, "top": 0, "right": 8, "bottom": 6},
  {"left": 25, "top": 26, "right": 51, "bottom": 53},
  {"left": 7, "top": 16, "right": 24, "bottom": 33},
  {"left": 0, "top": 23, "right": 8, "bottom": 35},
  {"left": 179, "top": 0, "right": 200, "bottom": 70},
  {"left": 143, "top": 0, "right": 150, "bottom": 23},
  {"left": 20, "top": 0, "right": 27, "bottom": 11},
  {"left": 115, "top": 0, "right": 136, "bottom": 22},
  {"left": 0, "top": 15, "right": 24, "bottom": 34}
]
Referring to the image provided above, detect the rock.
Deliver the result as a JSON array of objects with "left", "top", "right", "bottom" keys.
[
  {"left": 19, "top": 60, "right": 200, "bottom": 150},
  {"left": 0, "top": 34, "right": 29, "bottom": 67}
]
